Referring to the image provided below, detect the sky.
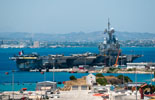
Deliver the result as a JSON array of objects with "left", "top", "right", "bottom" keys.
[{"left": 0, "top": 0, "right": 155, "bottom": 34}]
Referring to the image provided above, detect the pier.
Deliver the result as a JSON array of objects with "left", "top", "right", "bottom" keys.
[{"left": 29, "top": 68, "right": 72, "bottom": 72}]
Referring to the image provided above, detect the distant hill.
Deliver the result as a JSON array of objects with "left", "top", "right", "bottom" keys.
[{"left": 0, "top": 31, "right": 155, "bottom": 42}]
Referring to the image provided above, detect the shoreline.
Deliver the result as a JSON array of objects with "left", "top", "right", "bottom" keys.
[
  {"left": 116, "top": 71, "right": 153, "bottom": 74},
  {"left": 0, "top": 69, "right": 154, "bottom": 74}
]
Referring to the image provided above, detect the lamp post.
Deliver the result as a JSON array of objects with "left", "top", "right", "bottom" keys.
[
  {"left": 12, "top": 70, "right": 15, "bottom": 100},
  {"left": 151, "top": 70, "right": 152, "bottom": 85},
  {"left": 44, "top": 68, "right": 46, "bottom": 82},
  {"left": 44, "top": 67, "right": 46, "bottom": 92},
  {"left": 135, "top": 68, "right": 137, "bottom": 100},
  {"left": 52, "top": 58, "right": 55, "bottom": 94},
  {"left": 150, "top": 62, "right": 153, "bottom": 86},
  {"left": 52, "top": 58, "right": 55, "bottom": 82},
  {"left": 121, "top": 56, "right": 125, "bottom": 88}
]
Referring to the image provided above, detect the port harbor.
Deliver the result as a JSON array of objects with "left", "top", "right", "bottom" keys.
[
  {"left": 1, "top": 0, "right": 155, "bottom": 99},
  {"left": 0, "top": 19, "right": 154, "bottom": 100},
  {"left": 2, "top": 58, "right": 155, "bottom": 100},
  {"left": 28, "top": 62, "right": 155, "bottom": 74},
  {"left": 1, "top": 72, "right": 155, "bottom": 100},
  {"left": 2, "top": 54, "right": 155, "bottom": 100},
  {"left": 1, "top": 61, "right": 155, "bottom": 100}
]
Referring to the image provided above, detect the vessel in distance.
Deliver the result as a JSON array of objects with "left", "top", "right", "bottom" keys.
[{"left": 10, "top": 20, "right": 141, "bottom": 71}]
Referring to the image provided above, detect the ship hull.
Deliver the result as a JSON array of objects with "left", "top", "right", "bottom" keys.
[{"left": 11, "top": 54, "right": 140, "bottom": 71}]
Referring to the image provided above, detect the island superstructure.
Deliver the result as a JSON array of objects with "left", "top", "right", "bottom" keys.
[{"left": 10, "top": 20, "right": 141, "bottom": 71}]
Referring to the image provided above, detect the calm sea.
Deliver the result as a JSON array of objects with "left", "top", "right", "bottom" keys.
[
  {"left": 0, "top": 72, "right": 154, "bottom": 91},
  {"left": 0, "top": 47, "right": 155, "bottom": 91}
]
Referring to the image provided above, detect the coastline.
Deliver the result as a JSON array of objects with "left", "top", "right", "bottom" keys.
[{"left": 117, "top": 71, "right": 153, "bottom": 74}]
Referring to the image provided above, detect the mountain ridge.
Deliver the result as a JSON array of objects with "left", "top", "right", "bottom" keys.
[{"left": 0, "top": 31, "right": 155, "bottom": 42}]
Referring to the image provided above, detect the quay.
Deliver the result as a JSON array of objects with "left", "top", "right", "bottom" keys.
[
  {"left": 1, "top": 73, "right": 155, "bottom": 100},
  {"left": 29, "top": 68, "right": 71, "bottom": 72}
]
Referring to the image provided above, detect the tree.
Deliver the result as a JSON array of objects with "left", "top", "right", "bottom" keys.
[
  {"left": 96, "top": 73, "right": 104, "bottom": 77},
  {"left": 117, "top": 75, "right": 124, "bottom": 80},
  {"left": 107, "top": 68, "right": 119, "bottom": 73},
  {"left": 127, "top": 68, "right": 132, "bottom": 71},
  {"left": 70, "top": 75, "right": 77, "bottom": 80},
  {"left": 96, "top": 78, "right": 107, "bottom": 85},
  {"left": 117, "top": 75, "right": 132, "bottom": 83}
]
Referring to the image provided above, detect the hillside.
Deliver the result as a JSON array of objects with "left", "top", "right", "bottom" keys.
[{"left": 0, "top": 31, "right": 155, "bottom": 42}]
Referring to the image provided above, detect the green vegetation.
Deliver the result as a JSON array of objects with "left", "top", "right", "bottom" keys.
[
  {"left": 127, "top": 68, "right": 138, "bottom": 71},
  {"left": 133, "top": 68, "right": 136, "bottom": 71},
  {"left": 107, "top": 68, "right": 119, "bottom": 73},
  {"left": 127, "top": 68, "right": 133, "bottom": 71},
  {"left": 117, "top": 75, "right": 132, "bottom": 83},
  {"left": 96, "top": 73, "right": 104, "bottom": 77},
  {"left": 96, "top": 78, "right": 107, "bottom": 86},
  {"left": 96, "top": 73, "right": 107, "bottom": 85},
  {"left": 70, "top": 75, "right": 77, "bottom": 80}
]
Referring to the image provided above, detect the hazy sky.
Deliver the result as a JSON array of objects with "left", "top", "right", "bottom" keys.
[{"left": 0, "top": 0, "right": 155, "bottom": 34}]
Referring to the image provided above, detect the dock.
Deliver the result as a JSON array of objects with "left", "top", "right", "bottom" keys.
[{"left": 29, "top": 68, "right": 72, "bottom": 72}]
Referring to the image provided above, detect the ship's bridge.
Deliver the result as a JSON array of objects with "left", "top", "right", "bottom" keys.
[{"left": 98, "top": 19, "right": 120, "bottom": 56}]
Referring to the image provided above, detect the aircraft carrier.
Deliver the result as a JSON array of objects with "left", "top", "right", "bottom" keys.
[{"left": 10, "top": 20, "right": 141, "bottom": 71}]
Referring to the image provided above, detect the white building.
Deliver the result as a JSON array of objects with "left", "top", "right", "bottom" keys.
[
  {"left": 33, "top": 41, "right": 40, "bottom": 48},
  {"left": 0, "top": 44, "right": 25, "bottom": 48},
  {"left": 148, "top": 63, "right": 155, "bottom": 69},
  {"left": 127, "top": 63, "right": 147, "bottom": 69},
  {"left": 86, "top": 73, "right": 96, "bottom": 85},
  {"left": 36, "top": 81, "right": 57, "bottom": 92}
]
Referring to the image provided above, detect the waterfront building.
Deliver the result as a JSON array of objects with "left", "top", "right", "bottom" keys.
[
  {"left": 71, "top": 85, "right": 90, "bottom": 90},
  {"left": 127, "top": 63, "right": 147, "bottom": 69},
  {"left": 148, "top": 63, "right": 155, "bottom": 69},
  {"left": 33, "top": 41, "right": 40, "bottom": 48},
  {"left": 93, "top": 65, "right": 104, "bottom": 71},
  {"left": 86, "top": 73, "right": 96, "bottom": 85},
  {"left": 0, "top": 44, "right": 25, "bottom": 48},
  {"left": 36, "top": 81, "right": 57, "bottom": 92}
]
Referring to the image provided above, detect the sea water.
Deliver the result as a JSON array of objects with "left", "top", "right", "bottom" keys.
[
  {"left": 0, "top": 71, "right": 155, "bottom": 91},
  {"left": 0, "top": 47, "right": 155, "bottom": 91}
]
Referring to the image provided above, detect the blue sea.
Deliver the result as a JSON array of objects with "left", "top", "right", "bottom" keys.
[{"left": 0, "top": 47, "right": 155, "bottom": 91}]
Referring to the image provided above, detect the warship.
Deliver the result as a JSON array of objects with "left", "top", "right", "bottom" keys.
[{"left": 10, "top": 20, "right": 141, "bottom": 71}]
